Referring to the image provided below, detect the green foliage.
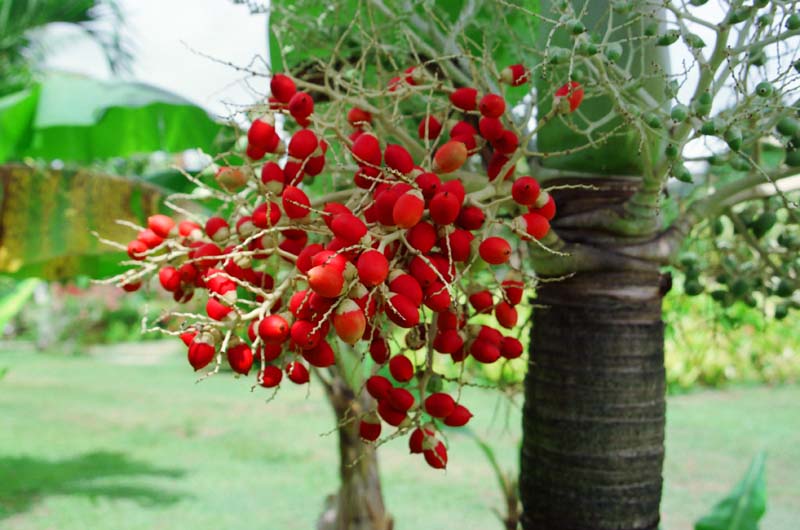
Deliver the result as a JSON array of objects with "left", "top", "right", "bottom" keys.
[
  {"left": 695, "top": 452, "right": 767, "bottom": 530},
  {"left": 0, "top": 277, "right": 39, "bottom": 333}
]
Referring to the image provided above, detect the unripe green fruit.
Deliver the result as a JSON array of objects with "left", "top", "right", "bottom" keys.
[
  {"left": 785, "top": 149, "right": 800, "bottom": 167},
  {"left": 612, "top": 1, "right": 633, "bottom": 14},
  {"left": 671, "top": 104, "right": 689, "bottom": 122},
  {"left": 731, "top": 279, "right": 749, "bottom": 298},
  {"left": 548, "top": 47, "right": 571, "bottom": 64},
  {"left": 644, "top": 22, "right": 658, "bottom": 37},
  {"left": 699, "top": 118, "right": 722, "bottom": 135},
  {"left": 644, "top": 112, "right": 662, "bottom": 129},
  {"left": 755, "top": 82, "right": 773, "bottom": 97},
  {"left": 569, "top": 19, "right": 586, "bottom": 34},
  {"left": 757, "top": 14, "right": 772, "bottom": 27},
  {"left": 679, "top": 253, "right": 699, "bottom": 269},
  {"left": 686, "top": 34, "right": 706, "bottom": 48},
  {"left": 672, "top": 163, "right": 693, "bottom": 183},
  {"left": 775, "top": 304, "right": 789, "bottom": 320},
  {"left": 729, "top": 154, "right": 751, "bottom": 171},
  {"left": 657, "top": 31, "right": 680, "bottom": 46},
  {"left": 725, "top": 126, "right": 743, "bottom": 151},
  {"left": 754, "top": 0, "right": 768, "bottom": 7},
  {"left": 684, "top": 279, "right": 704, "bottom": 296},
  {"left": 708, "top": 154, "right": 726, "bottom": 166},
  {"left": 786, "top": 13, "right": 800, "bottom": 31},
  {"left": 776, "top": 117, "right": 800, "bottom": 137},
  {"left": 693, "top": 92, "right": 712, "bottom": 116},
  {"left": 752, "top": 211, "right": 777, "bottom": 238},
  {"left": 716, "top": 273, "right": 730, "bottom": 285},
  {"left": 728, "top": 6, "right": 753, "bottom": 25},
  {"left": 778, "top": 232, "right": 798, "bottom": 248},
  {"left": 665, "top": 144, "right": 679, "bottom": 159},
  {"left": 605, "top": 42, "right": 623, "bottom": 62},
  {"left": 712, "top": 218, "right": 725, "bottom": 236},
  {"left": 689, "top": 0, "right": 708, "bottom": 6},
  {"left": 794, "top": 59, "right": 800, "bottom": 74},
  {"left": 578, "top": 41, "right": 598, "bottom": 56},
  {"left": 748, "top": 48, "right": 766, "bottom": 67},
  {"left": 775, "top": 279, "right": 794, "bottom": 298}
]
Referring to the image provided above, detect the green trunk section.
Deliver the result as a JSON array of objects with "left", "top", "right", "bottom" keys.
[
  {"left": 0, "top": 164, "right": 162, "bottom": 279},
  {"left": 536, "top": 1, "right": 669, "bottom": 174},
  {"left": 521, "top": 270, "right": 665, "bottom": 530}
]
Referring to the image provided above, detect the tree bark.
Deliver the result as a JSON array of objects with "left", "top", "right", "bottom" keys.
[
  {"left": 318, "top": 378, "right": 393, "bottom": 530},
  {"left": 520, "top": 270, "right": 666, "bottom": 530}
]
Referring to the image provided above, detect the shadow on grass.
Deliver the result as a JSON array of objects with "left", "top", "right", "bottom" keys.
[{"left": 0, "top": 451, "right": 186, "bottom": 518}]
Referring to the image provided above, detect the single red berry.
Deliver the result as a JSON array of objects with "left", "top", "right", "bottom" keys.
[
  {"left": 290, "top": 320, "right": 324, "bottom": 351},
  {"left": 433, "top": 329, "right": 465, "bottom": 354},
  {"left": 248, "top": 116, "right": 276, "bottom": 149},
  {"left": 366, "top": 375, "right": 393, "bottom": 400},
  {"left": 288, "top": 91, "right": 313, "bottom": 121},
  {"left": 479, "top": 93, "right": 505, "bottom": 118},
  {"left": 500, "top": 336, "right": 524, "bottom": 359},
  {"left": 440, "top": 229, "right": 473, "bottom": 262},
  {"left": 286, "top": 361, "right": 310, "bottom": 384},
  {"left": 127, "top": 240, "right": 148, "bottom": 261},
  {"left": 457, "top": 205, "right": 485, "bottom": 230},
  {"left": 429, "top": 191, "right": 461, "bottom": 225},
  {"left": 418, "top": 115, "right": 442, "bottom": 140},
  {"left": 252, "top": 202, "right": 281, "bottom": 229},
  {"left": 282, "top": 185, "right": 311, "bottom": 219},
  {"left": 359, "top": 416, "right": 382, "bottom": 441},
  {"left": 351, "top": 133, "right": 382, "bottom": 166},
  {"left": 444, "top": 404, "right": 473, "bottom": 427},
  {"left": 424, "top": 393, "right": 456, "bottom": 418},
  {"left": 258, "top": 314, "right": 290, "bottom": 344},
  {"left": 415, "top": 172, "right": 441, "bottom": 200},
  {"left": 307, "top": 264, "right": 345, "bottom": 298},
  {"left": 386, "top": 294, "right": 420, "bottom": 328},
  {"left": 227, "top": 343, "right": 254, "bottom": 375},
  {"left": 479, "top": 237, "right": 512, "bottom": 265},
  {"left": 424, "top": 441, "right": 448, "bottom": 469},
  {"left": 357, "top": 250, "right": 389, "bottom": 287},
  {"left": 178, "top": 220, "right": 202, "bottom": 239},
  {"left": 502, "top": 271, "right": 525, "bottom": 305},
  {"left": 511, "top": 176, "right": 541, "bottom": 206},
  {"left": 188, "top": 337, "right": 216, "bottom": 371},
  {"left": 384, "top": 144, "right": 414, "bottom": 175},
  {"left": 158, "top": 266, "right": 181, "bottom": 292},
  {"left": 495, "top": 301, "right": 519, "bottom": 329},
  {"left": 137, "top": 229, "right": 163, "bottom": 249},
  {"left": 377, "top": 399, "right": 408, "bottom": 427},
  {"left": 433, "top": 141, "right": 468, "bottom": 173},
  {"left": 469, "top": 290, "right": 494, "bottom": 313},
  {"left": 148, "top": 214, "right": 175, "bottom": 238},
  {"left": 333, "top": 299, "right": 367, "bottom": 345},
  {"left": 259, "top": 365, "right": 283, "bottom": 387},
  {"left": 303, "top": 340, "right": 336, "bottom": 368},
  {"left": 424, "top": 281, "right": 451, "bottom": 312},
  {"left": 488, "top": 153, "right": 515, "bottom": 181},
  {"left": 288, "top": 129, "right": 318, "bottom": 159},
  {"left": 409, "top": 427, "right": 434, "bottom": 454},
  {"left": 388, "top": 387, "right": 415, "bottom": 412},
  {"left": 516, "top": 212, "right": 550, "bottom": 240},
  {"left": 470, "top": 338, "right": 502, "bottom": 363},
  {"left": 270, "top": 74, "right": 296, "bottom": 103},
  {"left": 555, "top": 81, "right": 584, "bottom": 112},
  {"left": 206, "top": 298, "right": 233, "bottom": 321},
  {"left": 500, "top": 64, "right": 530, "bottom": 86},
  {"left": 389, "top": 354, "right": 414, "bottom": 382},
  {"left": 347, "top": 107, "right": 372, "bottom": 128},
  {"left": 331, "top": 213, "right": 368, "bottom": 243},
  {"left": 393, "top": 190, "right": 425, "bottom": 228},
  {"left": 205, "top": 217, "right": 230, "bottom": 242},
  {"left": 478, "top": 117, "right": 504, "bottom": 141},
  {"left": 450, "top": 87, "right": 478, "bottom": 111},
  {"left": 530, "top": 194, "right": 557, "bottom": 221},
  {"left": 388, "top": 272, "right": 423, "bottom": 306},
  {"left": 369, "top": 336, "right": 390, "bottom": 364},
  {"left": 493, "top": 129, "right": 520, "bottom": 154}
]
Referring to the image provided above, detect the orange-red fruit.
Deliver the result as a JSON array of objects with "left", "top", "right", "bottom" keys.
[
  {"left": 493, "top": 129, "right": 519, "bottom": 154},
  {"left": 388, "top": 387, "right": 415, "bottom": 412},
  {"left": 359, "top": 418, "right": 382, "bottom": 441},
  {"left": 127, "top": 240, "right": 148, "bottom": 260},
  {"left": 369, "top": 337, "right": 390, "bottom": 364},
  {"left": 518, "top": 212, "right": 550, "bottom": 240},
  {"left": 351, "top": 133, "right": 381, "bottom": 166},
  {"left": 270, "top": 74, "right": 296, "bottom": 103},
  {"left": 178, "top": 220, "right": 202, "bottom": 239},
  {"left": 500, "top": 64, "right": 530, "bottom": 86},
  {"left": 388, "top": 273, "right": 423, "bottom": 306},
  {"left": 290, "top": 319, "right": 323, "bottom": 351},
  {"left": 282, "top": 186, "right": 311, "bottom": 219},
  {"left": 440, "top": 229, "right": 473, "bottom": 262},
  {"left": 424, "top": 281, "right": 451, "bottom": 312},
  {"left": 288, "top": 91, "right": 313, "bottom": 120},
  {"left": 303, "top": 340, "right": 336, "bottom": 368},
  {"left": 424, "top": 441, "right": 448, "bottom": 469},
  {"left": 205, "top": 217, "right": 230, "bottom": 242},
  {"left": 137, "top": 229, "right": 163, "bottom": 249},
  {"left": 502, "top": 272, "right": 525, "bottom": 305},
  {"left": 206, "top": 298, "right": 233, "bottom": 321},
  {"left": 159, "top": 266, "right": 181, "bottom": 292},
  {"left": 288, "top": 129, "right": 318, "bottom": 159},
  {"left": 479, "top": 237, "right": 512, "bottom": 265},
  {"left": 227, "top": 343, "right": 253, "bottom": 375},
  {"left": 333, "top": 299, "right": 367, "bottom": 345},
  {"left": 444, "top": 404, "right": 473, "bottom": 427},
  {"left": 488, "top": 153, "right": 515, "bottom": 181},
  {"left": 286, "top": 361, "right": 310, "bottom": 384},
  {"left": 393, "top": 190, "right": 424, "bottom": 228},
  {"left": 347, "top": 107, "right": 372, "bottom": 128},
  {"left": 469, "top": 290, "right": 494, "bottom": 313},
  {"left": 495, "top": 301, "right": 518, "bottom": 329},
  {"left": 148, "top": 214, "right": 175, "bottom": 238},
  {"left": 377, "top": 400, "right": 407, "bottom": 427},
  {"left": 479, "top": 117, "right": 504, "bottom": 141},
  {"left": 406, "top": 222, "right": 437, "bottom": 254},
  {"left": 500, "top": 336, "right": 524, "bottom": 359},
  {"left": 252, "top": 202, "right": 281, "bottom": 228},
  {"left": 433, "top": 141, "right": 468, "bottom": 174},
  {"left": 450, "top": 87, "right": 478, "bottom": 111},
  {"left": 258, "top": 314, "right": 290, "bottom": 344},
  {"left": 259, "top": 365, "right": 283, "bottom": 387},
  {"left": 331, "top": 213, "right": 368, "bottom": 243},
  {"left": 470, "top": 338, "right": 502, "bottom": 363},
  {"left": 424, "top": 393, "right": 456, "bottom": 418},
  {"left": 188, "top": 339, "right": 215, "bottom": 371},
  {"left": 429, "top": 191, "right": 461, "bottom": 225},
  {"left": 384, "top": 144, "right": 414, "bottom": 175},
  {"left": 409, "top": 427, "right": 434, "bottom": 454},
  {"left": 457, "top": 205, "right": 485, "bottom": 230},
  {"left": 530, "top": 195, "right": 557, "bottom": 221},
  {"left": 389, "top": 354, "right": 414, "bottom": 382},
  {"left": 357, "top": 250, "right": 389, "bottom": 287},
  {"left": 479, "top": 93, "right": 505, "bottom": 118},
  {"left": 307, "top": 264, "right": 345, "bottom": 298},
  {"left": 248, "top": 117, "right": 275, "bottom": 149},
  {"left": 415, "top": 172, "right": 441, "bottom": 199},
  {"left": 418, "top": 116, "right": 442, "bottom": 140},
  {"left": 555, "top": 81, "right": 584, "bottom": 112},
  {"left": 367, "top": 375, "right": 393, "bottom": 400},
  {"left": 386, "top": 294, "right": 420, "bottom": 328},
  {"left": 512, "top": 176, "right": 541, "bottom": 206}
]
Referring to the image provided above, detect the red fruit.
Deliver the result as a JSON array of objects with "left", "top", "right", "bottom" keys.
[
  {"left": 333, "top": 299, "right": 367, "bottom": 345},
  {"left": 437, "top": 309, "right": 462, "bottom": 330},
  {"left": 322, "top": 203, "right": 352, "bottom": 229},
  {"left": 450, "top": 87, "right": 478, "bottom": 111},
  {"left": 354, "top": 166, "right": 380, "bottom": 189},
  {"left": 424, "top": 393, "right": 456, "bottom": 418},
  {"left": 248, "top": 117, "right": 275, "bottom": 149},
  {"left": 470, "top": 338, "right": 501, "bottom": 363},
  {"left": 137, "top": 229, "right": 163, "bottom": 249},
  {"left": 450, "top": 121, "right": 478, "bottom": 139},
  {"left": 305, "top": 151, "right": 326, "bottom": 176},
  {"left": 307, "top": 264, "right": 345, "bottom": 298},
  {"left": 493, "top": 129, "right": 519, "bottom": 154},
  {"left": 555, "top": 81, "right": 584, "bottom": 112},
  {"left": 495, "top": 301, "right": 518, "bottom": 328},
  {"left": 286, "top": 361, "right": 310, "bottom": 384},
  {"left": 180, "top": 330, "right": 197, "bottom": 346},
  {"left": 439, "top": 179, "right": 466, "bottom": 203},
  {"left": 384, "top": 144, "right": 414, "bottom": 175},
  {"left": 351, "top": 133, "right": 382, "bottom": 166},
  {"left": 374, "top": 183, "right": 409, "bottom": 226},
  {"left": 288, "top": 91, "right": 313, "bottom": 120},
  {"left": 393, "top": 190, "right": 424, "bottom": 228},
  {"left": 236, "top": 216, "right": 257, "bottom": 239},
  {"left": 424, "top": 441, "right": 448, "bottom": 469},
  {"left": 178, "top": 220, "right": 202, "bottom": 239},
  {"left": 530, "top": 194, "right": 557, "bottom": 221},
  {"left": 148, "top": 214, "right": 175, "bottom": 238},
  {"left": 388, "top": 387, "right": 415, "bottom": 412},
  {"left": 347, "top": 107, "right": 372, "bottom": 127},
  {"left": 158, "top": 266, "right": 181, "bottom": 292},
  {"left": 369, "top": 337, "right": 390, "bottom": 364},
  {"left": 310, "top": 250, "right": 347, "bottom": 271},
  {"left": 377, "top": 400, "right": 407, "bottom": 427},
  {"left": 479, "top": 93, "right": 505, "bottom": 118},
  {"left": 500, "top": 64, "right": 530, "bottom": 86},
  {"left": 283, "top": 161, "right": 303, "bottom": 186},
  {"left": 206, "top": 298, "right": 233, "bottom": 321},
  {"left": 288, "top": 129, "right": 318, "bottom": 159},
  {"left": 516, "top": 212, "right": 550, "bottom": 240},
  {"left": 205, "top": 217, "right": 230, "bottom": 242},
  {"left": 500, "top": 336, "right": 524, "bottom": 359},
  {"left": 357, "top": 250, "right": 389, "bottom": 287},
  {"left": 388, "top": 272, "right": 423, "bottom": 306},
  {"left": 511, "top": 176, "right": 541, "bottom": 206},
  {"left": 386, "top": 294, "right": 420, "bottom": 328},
  {"left": 366, "top": 375, "right": 393, "bottom": 400},
  {"left": 259, "top": 365, "right": 283, "bottom": 387},
  {"left": 469, "top": 290, "right": 494, "bottom": 313},
  {"left": 424, "top": 281, "right": 451, "bottom": 312},
  {"left": 444, "top": 404, "right": 473, "bottom": 427},
  {"left": 359, "top": 417, "right": 382, "bottom": 441},
  {"left": 303, "top": 340, "right": 336, "bottom": 368},
  {"left": 409, "top": 427, "right": 434, "bottom": 454},
  {"left": 429, "top": 191, "right": 461, "bottom": 225},
  {"left": 258, "top": 314, "right": 290, "bottom": 344},
  {"left": 270, "top": 74, "right": 296, "bottom": 103},
  {"left": 127, "top": 240, "right": 148, "bottom": 260},
  {"left": 246, "top": 144, "right": 266, "bottom": 161},
  {"left": 192, "top": 243, "right": 222, "bottom": 271},
  {"left": 433, "top": 141, "right": 468, "bottom": 173},
  {"left": 488, "top": 153, "right": 515, "bottom": 181},
  {"left": 290, "top": 320, "right": 323, "bottom": 350},
  {"left": 415, "top": 172, "right": 441, "bottom": 200},
  {"left": 418, "top": 116, "right": 442, "bottom": 140},
  {"left": 389, "top": 354, "right": 414, "bottom": 382},
  {"left": 457, "top": 205, "right": 485, "bottom": 230},
  {"left": 479, "top": 117, "right": 504, "bottom": 141},
  {"left": 331, "top": 213, "right": 368, "bottom": 243},
  {"left": 215, "top": 166, "right": 248, "bottom": 191},
  {"left": 406, "top": 222, "right": 437, "bottom": 254},
  {"left": 188, "top": 337, "right": 216, "bottom": 371},
  {"left": 293, "top": 244, "right": 322, "bottom": 275},
  {"left": 440, "top": 229, "right": 473, "bottom": 262},
  {"left": 227, "top": 343, "right": 253, "bottom": 375},
  {"left": 433, "top": 329, "right": 464, "bottom": 354},
  {"left": 407, "top": 256, "right": 438, "bottom": 289},
  {"left": 252, "top": 202, "right": 282, "bottom": 229},
  {"left": 479, "top": 237, "right": 512, "bottom": 265},
  {"left": 282, "top": 186, "right": 311, "bottom": 219}
]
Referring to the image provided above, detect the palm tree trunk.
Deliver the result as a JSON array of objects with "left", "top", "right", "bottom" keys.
[{"left": 520, "top": 270, "right": 666, "bottom": 530}]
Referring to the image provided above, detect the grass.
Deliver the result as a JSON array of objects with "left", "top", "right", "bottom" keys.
[{"left": 0, "top": 346, "right": 798, "bottom": 530}]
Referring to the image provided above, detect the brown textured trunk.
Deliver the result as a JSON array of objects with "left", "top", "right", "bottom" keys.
[
  {"left": 520, "top": 270, "right": 666, "bottom": 530},
  {"left": 318, "top": 378, "right": 393, "bottom": 530}
]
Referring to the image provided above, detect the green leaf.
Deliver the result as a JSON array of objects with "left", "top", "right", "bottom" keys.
[
  {"left": 0, "top": 85, "right": 39, "bottom": 162},
  {"left": 694, "top": 451, "right": 767, "bottom": 530},
  {"left": 0, "top": 164, "right": 164, "bottom": 280},
  {"left": 0, "top": 278, "right": 39, "bottom": 332}
]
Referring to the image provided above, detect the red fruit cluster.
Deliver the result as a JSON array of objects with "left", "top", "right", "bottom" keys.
[{"left": 117, "top": 65, "right": 558, "bottom": 470}]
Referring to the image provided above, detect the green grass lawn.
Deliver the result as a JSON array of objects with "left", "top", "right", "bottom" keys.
[{"left": 1, "top": 346, "right": 798, "bottom": 530}]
